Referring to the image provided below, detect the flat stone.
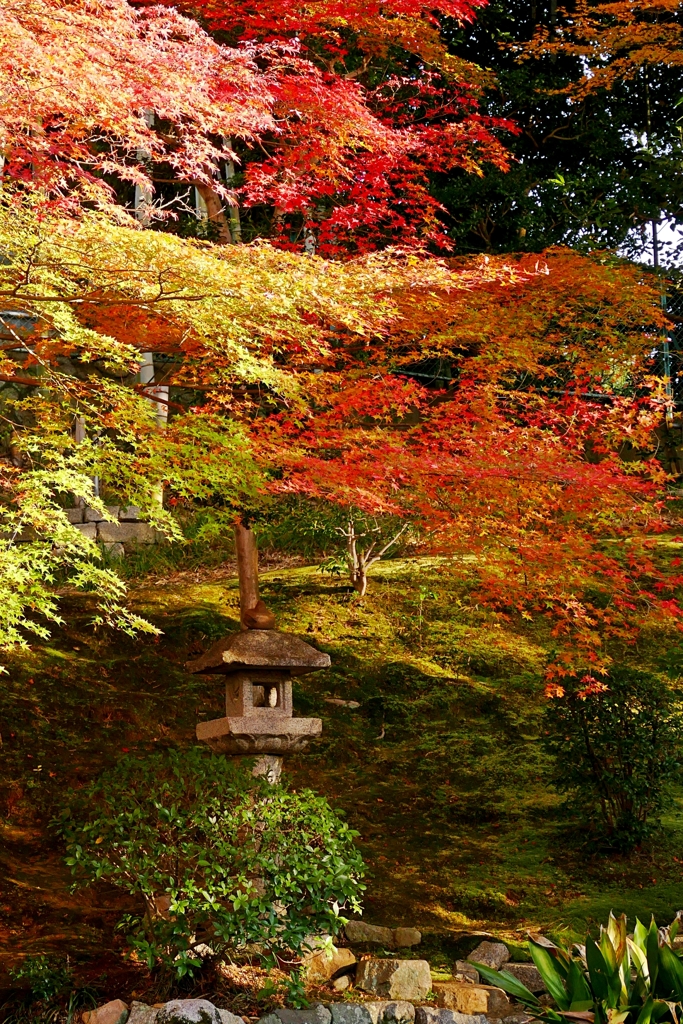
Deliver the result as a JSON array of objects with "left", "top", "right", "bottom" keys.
[
  {"left": 127, "top": 1005, "right": 159, "bottom": 1024},
  {"left": 119, "top": 505, "right": 142, "bottom": 520},
  {"left": 330, "top": 1008, "right": 373, "bottom": 1024},
  {"left": 217, "top": 1013, "right": 243, "bottom": 1024},
  {"left": 302, "top": 939, "right": 356, "bottom": 984},
  {"left": 467, "top": 944, "right": 510, "bottom": 971},
  {"left": 85, "top": 506, "right": 119, "bottom": 523},
  {"left": 73, "top": 522, "right": 97, "bottom": 540},
  {"left": 454, "top": 961, "right": 479, "bottom": 984},
  {"left": 82, "top": 1001, "right": 129, "bottom": 1024},
  {"left": 416, "top": 1009, "right": 487, "bottom": 1024},
  {"left": 97, "top": 521, "right": 156, "bottom": 545},
  {"left": 157, "top": 1001, "right": 222, "bottom": 1024},
  {"left": 104, "top": 542, "right": 125, "bottom": 560},
  {"left": 499, "top": 964, "right": 544, "bottom": 994},
  {"left": 186, "top": 630, "right": 331, "bottom": 676},
  {"left": 345, "top": 921, "right": 395, "bottom": 946},
  {"left": 356, "top": 959, "right": 432, "bottom": 1002},
  {"left": 271, "top": 1006, "right": 331, "bottom": 1024},
  {"left": 66, "top": 507, "right": 84, "bottom": 524},
  {"left": 433, "top": 983, "right": 511, "bottom": 1018},
  {"left": 394, "top": 927, "right": 422, "bottom": 948},
  {"left": 324, "top": 698, "right": 361, "bottom": 708}
]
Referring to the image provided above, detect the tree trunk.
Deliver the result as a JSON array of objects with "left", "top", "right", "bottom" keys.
[
  {"left": 234, "top": 522, "right": 260, "bottom": 628},
  {"left": 352, "top": 569, "right": 368, "bottom": 597},
  {"left": 194, "top": 182, "right": 233, "bottom": 244}
]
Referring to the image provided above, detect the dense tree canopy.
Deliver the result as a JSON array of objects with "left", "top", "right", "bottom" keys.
[
  {"left": 0, "top": 0, "right": 680, "bottom": 680},
  {"left": 440, "top": 0, "right": 683, "bottom": 257}
]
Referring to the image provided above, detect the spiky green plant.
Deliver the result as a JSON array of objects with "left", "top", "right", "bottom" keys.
[{"left": 474, "top": 913, "right": 683, "bottom": 1024}]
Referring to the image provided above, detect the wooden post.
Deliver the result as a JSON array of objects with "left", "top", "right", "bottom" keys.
[{"left": 234, "top": 523, "right": 276, "bottom": 630}]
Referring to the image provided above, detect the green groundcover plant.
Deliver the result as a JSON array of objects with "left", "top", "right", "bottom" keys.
[
  {"left": 474, "top": 913, "right": 683, "bottom": 1024},
  {"left": 57, "top": 748, "right": 365, "bottom": 977}
]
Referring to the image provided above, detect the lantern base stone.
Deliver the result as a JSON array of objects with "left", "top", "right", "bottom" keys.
[{"left": 196, "top": 715, "right": 322, "bottom": 755}]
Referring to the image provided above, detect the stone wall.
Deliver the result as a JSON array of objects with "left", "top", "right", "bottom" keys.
[{"left": 67, "top": 506, "right": 158, "bottom": 558}]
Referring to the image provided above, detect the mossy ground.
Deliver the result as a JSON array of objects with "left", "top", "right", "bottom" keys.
[{"left": 1, "top": 553, "right": 682, "bottom": 1008}]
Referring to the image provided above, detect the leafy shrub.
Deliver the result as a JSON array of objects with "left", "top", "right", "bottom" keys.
[
  {"left": 474, "top": 913, "right": 683, "bottom": 1024},
  {"left": 9, "top": 955, "right": 73, "bottom": 1003},
  {"left": 7, "top": 955, "right": 96, "bottom": 1024},
  {"left": 543, "top": 668, "right": 683, "bottom": 848},
  {"left": 57, "top": 747, "right": 365, "bottom": 978}
]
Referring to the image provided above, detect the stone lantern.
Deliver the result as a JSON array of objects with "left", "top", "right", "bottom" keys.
[
  {"left": 187, "top": 523, "right": 328, "bottom": 760},
  {"left": 187, "top": 628, "right": 327, "bottom": 754}
]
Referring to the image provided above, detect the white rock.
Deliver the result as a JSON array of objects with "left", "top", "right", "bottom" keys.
[
  {"left": 218, "top": 1012, "right": 244, "bottom": 1024},
  {"left": 157, "top": 1000, "right": 222, "bottom": 1024}
]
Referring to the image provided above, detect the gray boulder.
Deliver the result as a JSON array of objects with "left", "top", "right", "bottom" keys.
[
  {"left": 454, "top": 962, "right": 479, "bottom": 984},
  {"left": 499, "top": 964, "right": 544, "bottom": 994},
  {"left": 416, "top": 1009, "right": 487, "bottom": 1024},
  {"left": 467, "top": 943, "right": 510, "bottom": 971},
  {"left": 259, "top": 1006, "right": 332, "bottom": 1024},
  {"left": 330, "top": 1007, "right": 374, "bottom": 1024},
  {"left": 394, "top": 929, "right": 422, "bottom": 949},
  {"left": 345, "top": 921, "right": 396, "bottom": 947},
  {"left": 127, "top": 1005, "right": 159, "bottom": 1024},
  {"left": 377, "top": 1003, "right": 416, "bottom": 1024}
]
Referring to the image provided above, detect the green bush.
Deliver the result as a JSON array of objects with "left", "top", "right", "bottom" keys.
[
  {"left": 57, "top": 747, "right": 365, "bottom": 978},
  {"left": 543, "top": 668, "right": 683, "bottom": 848},
  {"left": 7, "top": 955, "right": 97, "bottom": 1024},
  {"left": 474, "top": 913, "right": 683, "bottom": 1024}
]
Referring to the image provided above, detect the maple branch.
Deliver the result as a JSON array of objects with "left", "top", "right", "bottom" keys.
[
  {"left": 0, "top": 289, "right": 221, "bottom": 305},
  {"left": 365, "top": 522, "right": 410, "bottom": 571},
  {"left": 132, "top": 385, "right": 185, "bottom": 410}
]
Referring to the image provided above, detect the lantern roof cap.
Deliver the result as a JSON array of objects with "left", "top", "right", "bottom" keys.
[{"left": 185, "top": 629, "right": 331, "bottom": 676}]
